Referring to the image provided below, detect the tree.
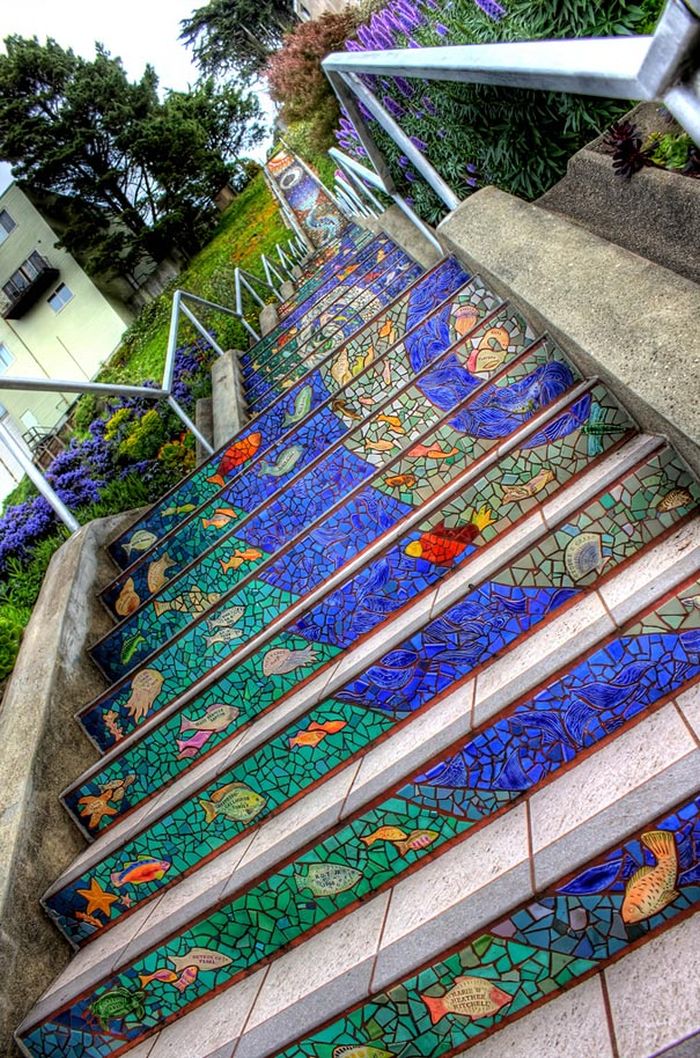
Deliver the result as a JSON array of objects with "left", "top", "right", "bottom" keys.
[
  {"left": 180, "top": 0, "right": 297, "bottom": 81},
  {"left": 265, "top": 11, "right": 358, "bottom": 149},
  {"left": 0, "top": 36, "right": 265, "bottom": 277}
]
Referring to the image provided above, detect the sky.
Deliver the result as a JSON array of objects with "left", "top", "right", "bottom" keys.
[{"left": 0, "top": 0, "right": 275, "bottom": 193}]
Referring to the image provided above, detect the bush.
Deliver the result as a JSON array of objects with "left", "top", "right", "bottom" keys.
[
  {"left": 336, "top": 0, "right": 667, "bottom": 222},
  {"left": 266, "top": 11, "right": 361, "bottom": 151},
  {"left": 0, "top": 605, "right": 26, "bottom": 683}
]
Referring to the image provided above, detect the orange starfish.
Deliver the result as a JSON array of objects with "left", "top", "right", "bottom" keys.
[
  {"left": 76, "top": 878, "right": 119, "bottom": 918},
  {"left": 77, "top": 791, "right": 118, "bottom": 829}
]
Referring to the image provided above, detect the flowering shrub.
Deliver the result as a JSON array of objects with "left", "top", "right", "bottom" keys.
[
  {"left": 0, "top": 337, "right": 217, "bottom": 579},
  {"left": 265, "top": 11, "right": 362, "bottom": 151},
  {"left": 333, "top": 0, "right": 666, "bottom": 222}
]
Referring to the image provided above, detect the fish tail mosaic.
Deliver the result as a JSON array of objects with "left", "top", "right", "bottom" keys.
[
  {"left": 50, "top": 572, "right": 700, "bottom": 948},
  {"left": 99, "top": 258, "right": 472, "bottom": 617}
]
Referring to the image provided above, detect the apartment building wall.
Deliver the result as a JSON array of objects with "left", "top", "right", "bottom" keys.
[{"left": 0, "top": 183, "right": 133, "bottom": 441}]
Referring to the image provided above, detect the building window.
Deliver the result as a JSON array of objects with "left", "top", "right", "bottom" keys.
[
  {"left": 0, "top": 343, "right": 13, "bottom": 372},
  {"left": 0, "top": 210, "right": 15, "bottom": 246},
  {"left": 47, "top": 283, "right": 74, "bottom": 313}
]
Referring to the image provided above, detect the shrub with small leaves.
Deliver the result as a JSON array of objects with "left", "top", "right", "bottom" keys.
[{"left": 0, "top": 608, "right": 25, "bottom": 683}]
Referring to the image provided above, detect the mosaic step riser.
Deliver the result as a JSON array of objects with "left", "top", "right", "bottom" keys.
[
  {"left": 94, "top": 297, "right": 536, "bottom": 678},
  {"left": 277, "top": 232, "right": 374, "bottom": 320},
  {"left": 98, "top": 260, "right": 477, "bottom": 621},
  {"left": 54, "top": 447, "right": 698, "bottom": 941},
  {"left": 45, "top": 566, "right": 700, "bottom": 956},
  {"left": 264, "top": 148, "right": 347, "bottom": 250},
  {"left": 106, "top": 235, "right": 405, "bottom": 569},
  {"left": 67, "top": 434, "right": 690, "bottom": 850},
  {"left": 240, "top": 242, "right": 417, "bottom": 391},
  {"left": 102, "top": 261, "right": 468, "bottom": 600},
  {"left": 66, "top": 386, "right": 637, "bottom": 853},
  {"left": 31, "top": 697, "right": 700, "bottom": 1047},
  {"left": 20, "top": 730, "right": 700, "bottom": 1057},
  {"left": 277, "top": 227, "right": 373, "bottom": 309},
  {"left": 84, "top": 317, "right": 581, "bottom": 743},
  {"left": 241, "top": 248, "right": 424, "bottom": 406},
  {"left": 241, "top": 246, "right": 406, "bottom": 386},
  {"left": 33, "top": 527, "right": 700, "bottom": 1025},
  {"left": 241, "top": 232, "right": 395, "bottom": 374}
]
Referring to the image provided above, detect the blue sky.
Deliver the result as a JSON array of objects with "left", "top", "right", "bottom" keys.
[{"left": 0, "top": 0, "right": 275, "bottom": 192}]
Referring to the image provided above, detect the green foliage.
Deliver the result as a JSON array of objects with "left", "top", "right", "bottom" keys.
[
  {"left": 0, "top": 607, "right": 26, "bottom": 683},
  {"left": 76, "top": 474, "right": 153, "bottom": 525},
  {"left": 117, "top": 409, "right": 169, "bottom": 463},
  {"left": 0, "top": 35, "right": 265, "bottom": 280},
  {"left": 181, "top": 0, "right": 296, "bottom": 81},
  {"left": 72, "top": 393, "right": 103, "bottom": 438},
  {"left": 341, "top": 0, "right": 667, "bottom": 223},
  {"left": 283, "top": 123, "right": 337, "bottom": 187},
  {"left": 155, "top": 436, "right": 197, "bottom": 484},
  {"left": 0, "top": 529, "right": 70, "bottom": 611},
  {"left": 104, "top": 407, "right": 135, "bottom": 443},
  {"left": 646, "top": 131, "right": 695, "bottom": 170},
  {"left": 1, "top": 475, "right": 38, "bottom": 514},
  {"left": 266, "top": 11, "right": 359, "bottom": 150},
  {"left": 98, "top": 172, "right": 289, "bottom": 386}
]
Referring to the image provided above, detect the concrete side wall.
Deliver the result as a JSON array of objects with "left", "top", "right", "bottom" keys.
[
  {"left": 0, "top": 184, "right": 132, "bottom": 435},
  {"left": 437, "top": 187, "right": 700, "bottom": 476},
  {"left": 0, "top": 510, "right": 142, "bottom": 1055}
]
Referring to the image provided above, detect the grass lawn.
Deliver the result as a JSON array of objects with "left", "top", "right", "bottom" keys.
[{"left": 98, "top": 171, "right": 291, "bottom": 389}]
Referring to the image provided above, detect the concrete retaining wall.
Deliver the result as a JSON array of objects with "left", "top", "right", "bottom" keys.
[{"left": 0, "top": 510, "right": 142, "bottom": 1054}]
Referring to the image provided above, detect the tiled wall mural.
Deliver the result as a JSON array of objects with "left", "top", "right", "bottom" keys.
[
  {"left": 18, "top": 170, "right": 700, "bottom": 1058},
  {"left": 266, "top": 147, "right": 346, "bottom": 248},
  {"left": 54, "top": 448, "right": 697, "bottom": 946},
  {"left": 80, "top": 321, "right": 611, "bottom": 749},
  {"left": 107, "top": 236, "right": 420, "bottom": 570}
]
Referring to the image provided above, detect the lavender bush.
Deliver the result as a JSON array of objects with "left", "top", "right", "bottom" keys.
[{"left": 336, "top": 0, "right": 665, "bottom": 223}]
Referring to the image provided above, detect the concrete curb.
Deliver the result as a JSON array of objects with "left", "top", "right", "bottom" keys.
[{"left": 0, "top": 510, "right": 140, "bottom": 1055}]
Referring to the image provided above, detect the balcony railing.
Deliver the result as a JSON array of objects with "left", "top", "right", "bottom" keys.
[{"left": 2, "top": 252, "right": 59, "bottom": 320}]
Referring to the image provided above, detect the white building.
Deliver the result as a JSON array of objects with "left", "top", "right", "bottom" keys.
[{"left": 0, "top": 183, "right": 135, "bottom": 500}]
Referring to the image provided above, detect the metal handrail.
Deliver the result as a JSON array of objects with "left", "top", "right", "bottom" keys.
[
  {"left": 0, "top": 285, "right": 265, "bottom": 531},
  {"left": 322, "top": 0, "right": 700, "bottom": 216}
]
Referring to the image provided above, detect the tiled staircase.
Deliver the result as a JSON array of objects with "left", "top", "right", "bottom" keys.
[{"left": 15, "top": 216, "right": 700, "bottom": 1058}]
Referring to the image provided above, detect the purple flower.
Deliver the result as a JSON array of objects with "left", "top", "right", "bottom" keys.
[
  {"left": 466, "top": 176, "right": 479, "bottom": 187},
  {"left": 394, "top": 76, "right": 415, "bottom": 99},
  {"left": 410, "top": 134, "right": 428, "bottom": 152},
  {"left": 466, "top": 162, "right": 478, "bottom": 174},
  {"left": 421, "top": 94, "right": 437, "bottom": 116},
  {"left": 435, "top": 22, "right": 449, "bottom": 36},
  {"left": 382, "top": 94, "right": 406, "bottom": 119},
  {"left": 473, "top": 0, "right": 506, "bottom": 19}
]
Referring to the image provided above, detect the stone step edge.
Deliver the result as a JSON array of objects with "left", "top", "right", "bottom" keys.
[
  {"left": 92, "top": 272, "right": 496, "bottom": 659},
  {"left": 37, "top": 506, "right": 700, "bottom": 1013},
  {"left": 99, "top": 253, "right": 465, "bottom": 599},
  {"left": 19, "top": 676, "right": 700, "bottom": 1053},
  {"left": 60, "top": 394, "right": 647, "bottom": 853}
]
